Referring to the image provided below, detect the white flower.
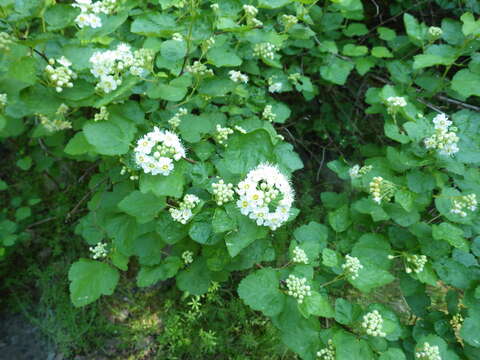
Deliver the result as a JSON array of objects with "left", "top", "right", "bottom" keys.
[
  {"left": 362, "top": 310, "right": 386, "bottom": 337},
  {"left": 133, "top": 127, "right": 186, "bottom": 176},
  {"left": 268, "top": 82, "right": 282, "bottom": 93},
  {"left": 424, "top": 113, "right": 459, "bottom": 157},
  {"left": 243, "top": 4, "right": 258, "bottom": 17},
  {"left": 214, "top": 124, "right": 234, "bottom": 145},
  {"left": 89, "top": 242, "right": 108, "bottom": 259},
  {"left": 428, "top": 26, "right": 443, "bottom": 37},
  {"left": 235, "top": 163, "right": 294, "bottom": 230},
  {"left": 0, "top": 93, "right": 7, "bottom": 109},
  {"left": 386, "top": 96, "right": 407, "bottom": 108},
  {"left": 182, "top": 250, "right": 194, "bottom": 265},
  {"left": 228, "top": 70, "right": 249, "bottom": 84},
  {"left": 169, "top": 194, "right": 200, "bottom": 224},
  {"left": 253, "top": 42, "right": 276, "bottom": 60},
  {"left": 285, "top": 274, "right": 311, "bottom": 304},
  {"left": 44, "top": 57, "right": 77, "bottom": 93}
]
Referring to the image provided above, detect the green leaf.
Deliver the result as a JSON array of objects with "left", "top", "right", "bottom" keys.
[
  {"left": 379, "top": 348, "right": 406, "bottom": 360},
  {"left": 461, "top": 12, "right": 480, "bottom": 37},
  {"left": 176, "top": 257, "right": 212, "bottom": 295},
  {"left": 225, "top": 213, "right": 267, "bottom": 257},
  {"left": 342, "top": 44, "right": 368, "bottom": 57},
  {"left": 146, "top": 81, "right": 188, "bottom": 101},
  {"left": 371, "top": 46, "right": 393, "bottom": 58},
  {"left": 432, "top": 222, "right": 468, "bottom": 252},
  {"left": 160, "top": 40, "right": 187, "bottom": 61},
  {"left": 9, "top": 56, "right": 37, "bottom": 86},
  {"left": 333, "top": 330, "right": 375, "bottom": 360},
  {"left": 322, "top": 248, "right": 339, "bottom": 267},
  {"left": 64, "top": 132, "right": 94, "bottom": 155},
  {"left": 320, "top": 57, "right": 354, "bottom": 85},
  {"left": 461, "top": 317, "right": 480, "bottom": 347},
  {"left": 69, "top": 259, "right": 119, "bottom": 307},
  {"left": 404, "top": 13, "right": 426, "bottom": 46},
  {"left": 328, "top": 204, "right": 351, "bottom": 232},
  {"left": 137, "top": 256, "right": 182, "bottom": 287},
  {"left": 395, "top": 189, "right": 415, "bottom": 212},
  {"left": 299, "top": 291, "right": 334, "bottom": 318},
  {"left": 118, "top": 190, "right": 166, "bottom": 224},
  {"left": 189, "top": 222, "right": 214, "bottom": 245},
  {"left": 258, "top": 0, "right": 292, "bottom": 8},
  {"left": 139, "top": 161, "right": 186, "bottom": 198},
  {"left": 352, "top": 234, "right": 391, "bottom": 270},
  {"left": 451, "top": 69, "right": 480, "bottom": 98},
  {"left": 207, "top": 46, "right": 242, "bottom": 67},
  {"left": 238, "top": 267, "right": 285, "bottom": 316},
  {"left": 130, "top": 13, "right": 177, "bottom": 37},
  {"left": 335, "top": 298, "right": 361, "bottom": 325},
  {"left": 349, "top": 260, "right": 395, "bottom": 293},
  {"left": 294, "top": 221, "right": 328, "bottom": 261},
  {"left": 44, "top": 4, "right": 78, "bottom": 30},
  {"left": 413, "top": 45, "right": 457, "bottom": 69},
  {"left": 377, "top": 27, "right": 396, "bottom": 41},
  {"left": 212, "top": 207, "right": 236, "bottom": 234},
  {"left": 344, "top": 23, "right": 369, "bottom": 37},
  {"left": 83, "top": 116, "right": 135, "bottom": 156}
]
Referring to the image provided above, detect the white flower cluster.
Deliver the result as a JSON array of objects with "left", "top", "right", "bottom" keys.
[
  {"left": 415, "top": 342, "right": 441, "bottom": 360},
  {"left": 0, "top": 93, "right": 7, "bottom": 110},
  {"left": 45, "top": 57, "right": 77, "bottom": 93},
  {"left": 268, "top": 82, "right": 282, "bottom": 93},
  {"left": 89, "top": 44, "right": 154, "bottom": 93},
  {"left": 342, "top": 255, "right": 363, "bottom": 280},
  {"left": 349, "top": 164, "right": 372, "bottom": 179},
  {"left": 428, "top": 26, "right": 443, "bottom": 37},
  {"left": 253, "top": 42, "right": 276, "bottom": 60},
  {"left": 212, "top": 179, "right": 234, "bottom": 205},
  {"left": 210, "top": 3, "right": 219, "bottom": 11},
  {"left": 369, "top": 176, "right": 396, "bottom": 204},
  {"left": 229, "top": 70, "right": 249, "bottom": 84},
  {"left": 72, "top": 0, "right": 118, "bottom": 29},
  {"left": 89, "top": 242, "right": 108, "bottom": 259},
  {"left": 424, "top": 113, "right": 459, "bottom": 156},
  {"left": 242, "top": 4, "right": 263, "bottom": 26},
  {"left": 262, "top": 104, "right": 276, "bottom": 122},
  {"left": 186, "top": 61, "right": 214, "bottom": 76},
  {"left": 0, "top": 32, "right": 13, "bottom": 51},
  {"left": 292, "top": 246, "right": 309, "bottom": 264},
  {"left": 405, "top": 254, "right": 427, "bottom": 274},
  {"left": 168, "top": 108, "right": 188, "bottom": 129},
  {"left": 362, "top": 310, "right": 386, "bottom": 337},
  {"left": 285, "top": 274, "right": 311, "bottom": 304},
  {"left": 182, "top": 250, "right": 194, "bottom": 265},
  {"left": 317, "top": 340, "right": 335, "bottom": 360},
  {"left": 172, "top": 32, "right": 184, "bottom": 41},
  {"left": 39, "top": 104, "right": 72, "bottom": 132},
  {"left": 386, "top": 96, "right": 407, "bottom": 111},
  {"left": 451, "top": 194, "right": 477, "bottom": 217},
  {"left": 236, "top": 163, "right": 294, "bottom": 230},
  {"left": 169, "top": 194, "right": 200, "bottom": 224},
  {"left": 214, "top": 124, "right": 234, "bottom": 145},
  {"left": 281, "top": 14, "right": 298, "bottom": 28},
  {"left": 94, "top": 106, "right": 109, "bottom": 121},
  {"left": 234, "top": 125, "right": 247, "bottom": 134},
  {"left": 134, "top": 127, "right": 186, "bottom": 176}
]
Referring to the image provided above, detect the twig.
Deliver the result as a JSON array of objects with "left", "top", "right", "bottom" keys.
[
  {"left": 65, "top": 177, "right": 108, "bottom": 222},
  {"left": 183, "top": 157, "right": 197, "bottom": 164},
  {"left": 26, "top": 216, "right": 57, "bottom": 229}
]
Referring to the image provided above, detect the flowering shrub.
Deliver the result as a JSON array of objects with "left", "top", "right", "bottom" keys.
[{"left": 2, "top": 0, "right": 480, "bottom": 359}]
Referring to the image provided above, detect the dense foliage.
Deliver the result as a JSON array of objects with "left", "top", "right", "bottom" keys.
[{"left": 2, "top": 0, "right": 480, "bottom": 359}]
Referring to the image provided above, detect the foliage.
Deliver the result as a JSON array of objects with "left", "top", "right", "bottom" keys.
[{"left": 2, "top": 0, "right": 480, "bottom": 359}]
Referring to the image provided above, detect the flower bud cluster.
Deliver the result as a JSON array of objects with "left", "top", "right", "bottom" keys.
[
  {"left": 0, "top": 93, "right": 7, "bottom": 110},
  {"left": 0, "top": 32, "right": 13, "bottom": 51},
  {"left": 94, "top": 106, "right": 109, "bottom": 121},
  {"left": 89, "top": 242, "right": 108, "bottom": 259},
  {"left": 212, "top": 179, "right": 234, "bottom": 205},
  {"left": 45, "top": 57, "right": 77, "bottom": 93},
  {"left": 405, "top": 254, "right": 427, "bottom": 274},
  {"left": 234, "top": 125, "right": 247, "bottom": 134},
  {"left": 450, "top": 314, "right": 463, "bottom": 333},
  {"left": 236, "top": 163, "right": 294, "bottom": 230},
  {"left": 342, "top": 255, "right": 363, "bottom": 280},
  {"left": 214, "top": 124, "right": 234, "bottom": 145},
  {"left": 253, "top": 42, "right": 276, "bottom": 60},
  {"left": 428, "top": 26, "right": 443, "bottom": 37},
  {"left": 415, "top": 342, "right": 441, "bottom": 360},
  {"left": 168, "top": 108, "right": 188, "bottom": 129},
  {"left": 169, "top": 194, "right": 200, "bottom": 224},
  {"left": 186, "top": 61, "right": 214, "bottom": 76},
  {"left": 89, "top": 43, "right": 154, "bottom": 93},
  {"left": 182, "top": 250, "right": 194, "bottom": 265},
  {"left": 285, "top": 274, "right": 311, "bottom": 304},
  {"left": 281, "top": 14, "right": 298, "bottom": 29},
  {"left": 72, "top": 0, "right": 118, "bottom": 29},
  {"left": 292, "top": 246, "right": 309, "bottom": 264},
  {"left": 362, "top": 310, "right": 386, "bottom": 337},
  {"left": 262, "top": 104, "right": 276, "bottom": 122},
  {"left": 349, "top": 164, "right": 372, "bottom": 179},
  {"left": 424, "top": 113, "right": 459, "bottom": 156},
  {"left": 243, "top": 5, "right": 263, "bottom": 27},
  {"left": 369, "top": 176, "right": 396, "bottom": 204},
  {"left": 120, "top": 166, "right": 139, "bottom": 181},
  {"left": 386, "top": 96, "right": 407, "bottom": 114},
  {"left": 133, "top": 127, "right": 186, "bottom": 176},
  {"left": 229, "top": 70, "right": 249, "bottom": 84},
  {"left": 39, "top": 104, "right": 72, "bottom": 132},
  {"left": 316, "top": 340, "right": 335, "bottom": 360},
  {"left": 288, "top": 73, "right": 301, "bottom": 83},
  {"left": 450, "top": 194, "right": 477, "bottom": 217},
  {"left": 203, "top": 37, "right": 215, "bottom": 52},
  {"left": 210, "top": 3, "right": 219, "bottom": 11}
]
